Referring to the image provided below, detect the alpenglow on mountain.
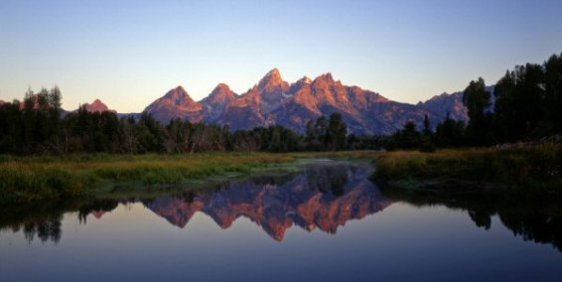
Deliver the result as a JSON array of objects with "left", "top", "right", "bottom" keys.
[{"left": 143, "top": 69, "right": 469, "bottom": 135}]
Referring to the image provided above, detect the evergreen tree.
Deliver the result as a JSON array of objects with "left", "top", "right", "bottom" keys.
[
  {"left": 495, "top": 63, "right": 547, "bottom": 141},
  {"left": 327, "top": 113, "right": 347, "bottom": 151},
  {"left": 463, "top": 77, "right": 492, "bottom": 145},
  {"left": 435, "top": 114, "right": 466, "bottom": 147},
  {"left": 392, "top": 121, "right": 421, "bottom": 149},
  {"left": 544, "top": 53, "right": 562, "bottom": 134}
]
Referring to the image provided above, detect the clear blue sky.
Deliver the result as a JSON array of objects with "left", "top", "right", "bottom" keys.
[{"left": 1, "top": 0, "right": 561, "bottom": 112}]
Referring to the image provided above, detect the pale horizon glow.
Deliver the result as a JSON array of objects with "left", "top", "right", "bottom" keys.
[{"left": 1, "top": 0, "right": 561, "bottom": 112}]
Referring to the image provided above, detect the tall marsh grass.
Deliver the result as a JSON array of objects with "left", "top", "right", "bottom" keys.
[{"left": 373, "top": 144, "right": 562, "bottom": 193}]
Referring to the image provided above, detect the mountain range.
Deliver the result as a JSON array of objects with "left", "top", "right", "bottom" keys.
[{"left": 86, "top": 69, "right": 475, "bottom": 134}]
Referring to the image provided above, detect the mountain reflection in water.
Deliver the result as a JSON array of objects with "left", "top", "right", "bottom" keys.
[{"left": 145, "top": 162, "right": 390, "bottom": 241}]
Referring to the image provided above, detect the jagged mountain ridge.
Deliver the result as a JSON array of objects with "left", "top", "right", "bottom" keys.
[{"left": 141, "top": 68, "right": 471, "bottom": 134}]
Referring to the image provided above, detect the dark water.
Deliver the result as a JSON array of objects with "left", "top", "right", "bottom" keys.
[{"left": 1, "top": 160, "right": 561, "bottom": 282}]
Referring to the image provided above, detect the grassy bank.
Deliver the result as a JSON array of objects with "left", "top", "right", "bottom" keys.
[
  {"left": 2, "top": 146, "right": 561, "bottom": 204},
  {"left": 372, "top": 144, "right": 562, "bottom": 195},
  {"left": 0, "top": 153, "right": 299, "bottom": 203}
]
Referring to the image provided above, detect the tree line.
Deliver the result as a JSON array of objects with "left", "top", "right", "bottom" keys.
[{"left": 387, "top": 52, "right": 562, "bottom": 150}]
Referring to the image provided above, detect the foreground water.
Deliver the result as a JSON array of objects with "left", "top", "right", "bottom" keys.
[{"left": 1, "top": 160, "right": 561, "bottom": 282}]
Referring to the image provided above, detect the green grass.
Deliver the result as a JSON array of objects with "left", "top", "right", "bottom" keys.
[{"left": 0, "top": 152, "right": 298, "bottom": 204}]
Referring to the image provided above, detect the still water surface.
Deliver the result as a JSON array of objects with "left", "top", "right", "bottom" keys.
[{"left": 1, "top": 160, "right": 561, "bottom": 281}]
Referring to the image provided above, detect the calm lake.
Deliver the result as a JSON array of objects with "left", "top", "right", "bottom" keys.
[{"left": 1, "top": 160, "right": 561, "bottom": 282}]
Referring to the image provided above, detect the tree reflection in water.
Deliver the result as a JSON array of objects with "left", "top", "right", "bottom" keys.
[
  {"left": 21, "top": 216, "right": 62, "bottom": 243},
  {"left": 380, "top": 187, "right": 562, "bottom": 252}
]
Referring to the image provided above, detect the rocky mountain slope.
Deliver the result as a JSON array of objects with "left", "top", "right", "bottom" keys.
[{"left": 144, "top": 86, "right": 203, "bottom": 123}]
